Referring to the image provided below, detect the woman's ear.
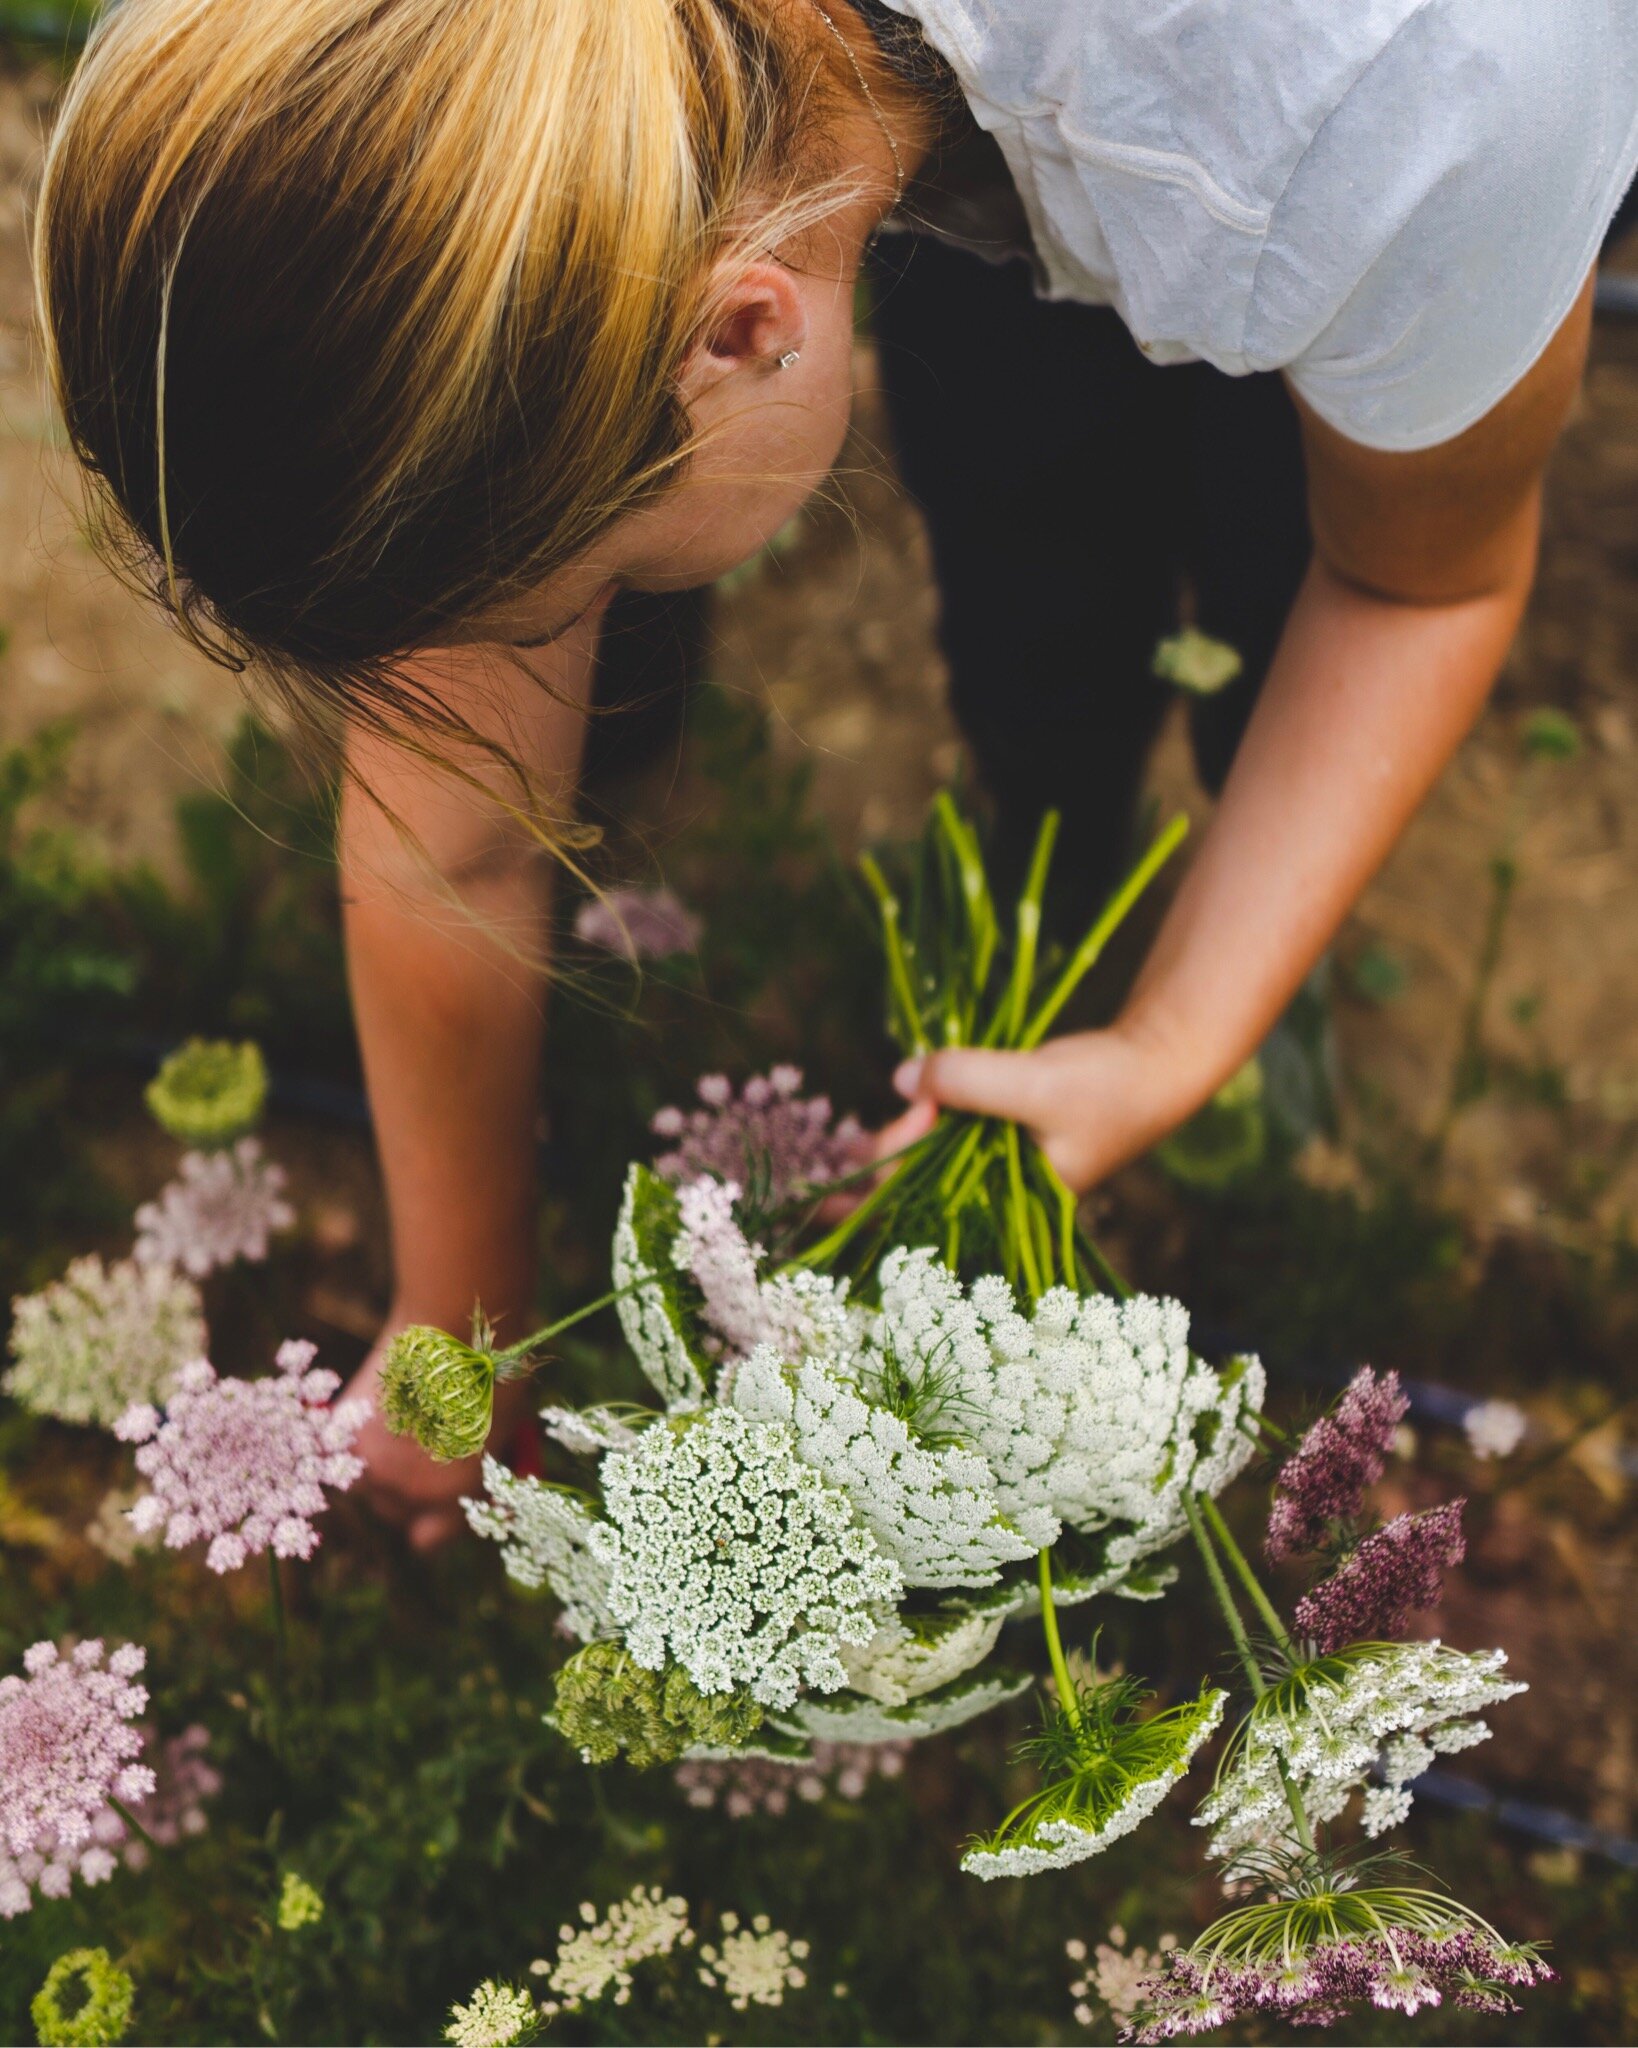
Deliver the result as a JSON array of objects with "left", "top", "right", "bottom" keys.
[{"left": 680, "top": 258, "right": 808, "bottom": 395}]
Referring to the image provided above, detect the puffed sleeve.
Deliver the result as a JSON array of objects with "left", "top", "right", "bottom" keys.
[{"left": 1245, "top": 0, "right": 1638, "bottom": 451}]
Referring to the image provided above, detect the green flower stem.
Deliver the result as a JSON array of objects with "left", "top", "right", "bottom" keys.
[
  {"left": 860, "top": 853, "right": 929, "bottom": 1055},
  {"left": 1021, "top": 813, "right": 1190, "bottom": 1049},
  {"left": 791, "top": 1129, "right": 940, "bottom": 1270},
  {"left": 1201, "top": 1496, "right": 1295, "bottom": 1660},
  {"left": 932, "top": 791, "right": 996, "bottom": 995},
  {"left": 109, "top": 1795, "right": 159, "bottom": 1852},
  {"left": 1182, "top": 1492, "right": 1315, "bottom": 1856},
  {"left": 267, "top": 1552, "right": 289, "bottom": 1769},
  {"left": 497, "top": 1284, "right": 637, "bottom": 1366},
  {"left": 1005, "top": 1121, "right": 1043, "bottom": 1299},
  {"left": 1036, "top": 1548, "right": 1080, "bottom": 1732},
  {"left": 996, "top": 810, "right": 1060, "bottom": 1044}
]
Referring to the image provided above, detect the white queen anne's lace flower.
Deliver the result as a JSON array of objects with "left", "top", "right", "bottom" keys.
[
  {"left": 1464, "top": 1399, "right": 1528, "bottom": 1461},
  {"left": 699, "top": 1913, "right": 810, "bottom": 2010},
  {"left": 134, "top": 1138, "right": 294, "bottom": 1278},
  {"left": 867, "top": 1253, "right": 1264, "bottom": 1588},
  {"left": 444, "top": 1980, "right": 540, "bottom": 2048},
  {"left": 731, "top": 1346, "right": 1035, "bottom": 1588},
  {"left": 462, "top": 1458, "right": 613, "bottom": 1640},
  {"left": 838, "top": 1598, "right": 1009, "bottom": 1706},
  {"left": 1197, "top": 1641, "right": 1526, "bottom": 1865},
  {"left": 612, "top": 1167, "right": 707, "bottom": 1409},
  {"left": 596, "top": 1408, "right": 900, "bottom": 1709},
  {"left": 0, "top": 1641, "right": 154, "bottom": 1918},
  {"left": 775, "top": 1666, "right": 1031, "bottom": 1746},
  {"left": 116, "top": 1341, "right": 369, "bottom": 1572},
  {"left": 6, "top": 1256, "right": 205, "bottom": 1428},
  {"left": 540, "top": 1887, "right": 693, "bottom": 2009}
]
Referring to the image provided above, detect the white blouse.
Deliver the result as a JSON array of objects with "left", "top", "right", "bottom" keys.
[{"left": 880, "top": 0, "right": 1638, "bottom": 450}]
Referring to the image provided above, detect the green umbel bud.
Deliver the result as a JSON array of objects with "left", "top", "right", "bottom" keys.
[
  {"left": 1152, "top": 628, "right": 1243, "bottom": 696},
  {"left": 276, "top": 1872, "right": 324, "bottom": 1931},
  {"left": 379, "top": 1327, "right": 497, "bottom": 1462},
  {"left": 145, "top": 1038, "right": 268, "bottom": 1145},
  {"left": 31, "top": 1950, "right": 135, "bottom": 2047},
  {"left": 553, "top": 1642, "right": 762, "bottom": 1769}
]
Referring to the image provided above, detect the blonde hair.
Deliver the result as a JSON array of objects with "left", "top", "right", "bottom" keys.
[{"left": 34, "top": 0, "right": 849, "bottom": 768}]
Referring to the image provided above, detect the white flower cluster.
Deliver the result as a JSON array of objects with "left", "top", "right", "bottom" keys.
[
  {"left": 732, "top": 1347, "right": 1036, "bottom": 1589},
  {"left": 837, "top": 1600, "right": 1010, "bottom": 1707},
  {"left": 1067, "top": 1927, "right": 1179, "bottom": 2031},
  {"left": 612, "top": 1169, "right": 706, "bottom": 1411},
  {"left": 1464, "top": 1398, "right": 1528, "bottom": 1461},
  {"left": 866, "top": 1250, "right": 1265, "bottom": 1587},
  {"left": 698, "top": 1913, "right": 810, "bottom": 2010},
  {"left": 461, "top": 1460, "right": 613, "bottom": 1641},
  {"left": 597, "top": 1409, "right": 901, "bottom": 1709},
  {"left": 537, "top": 1887, "right": 694, "bottom": 2009},
  {"left": 6, "top": 1256, "right": 205, "bottom": 1428},
  {"left": 1197, "top": 1641, "right": 1526, "bottom": 1864},
  {"left": 776, "top": 1666, "right": 1031, "bottom": 1747},
  {"left": 444, "top": 1980, "right": 541, "bottom": 2048}
]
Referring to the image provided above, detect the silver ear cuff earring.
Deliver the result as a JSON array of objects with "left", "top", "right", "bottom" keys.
[{"left": 777, "top": 349, "right": 802, "bottom": 370}]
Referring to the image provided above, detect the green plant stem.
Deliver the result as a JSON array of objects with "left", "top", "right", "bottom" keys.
[
  {"left": 860, "top": 852, "right": 929, "bottom": 1055},
  {"left": 1036, "top": 1549, "right": 1080, "bottom": 1731},
  {"left": 1005, "top": 1121, "right": 1043, "bottom": 1298},
  {"left": 998, "top": 810, "right": 1060, "bottom": 1043},
  {"left": 267, "top": 1552, "right": 289, "bottom": 1767},
  {"left": 1182, "top": 1492, "right": 1316, "bottom": 1857},
  {"left": 1200, "top": 1496, "right": 1295, "bottom": 1659},
  {"left": 109, "top": 1796, "right": 159, "bottom": 1852},
  {"left": 1021, "top": 813, "right": 1189, "bottom": 1048}
]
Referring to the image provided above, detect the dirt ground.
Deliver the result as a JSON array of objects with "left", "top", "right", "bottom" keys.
[{"left": 7, "top": 45, "right": 1638, "bottom": 1251}]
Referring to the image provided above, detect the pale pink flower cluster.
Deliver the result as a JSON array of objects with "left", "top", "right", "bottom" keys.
[
  {"left": 0, "top": 1641, "right": 154, "bottom": 1918},
  {"left": 652, "top": 1067, "right": 863, "bottom": 1211},
  {"left": 134, "top": 1138, "right": 294, "bottom": 1278},
  {"left": 116, "top": 1340, "right": 369, "bottom": 1572},
  {"left": 116, "top": 1724, "right": 221, "bottom": 1870},
  {"left": 575, "top": 886, "right": 702, "bottom": 961},
  {"left": 674, "top": 1177, "right": 769, "bottom": 1361},
  {"left": 675, "top": 1739, "right": 909, "bottom": 1818}
]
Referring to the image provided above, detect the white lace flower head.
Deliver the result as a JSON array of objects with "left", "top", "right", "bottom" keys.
[
  {"left": 774, "top": 1666, "right": 1032, "bottom": 1747},
  {"left": 698, "top": 1913, "right": 810, "bottom": 2010},
  {"left": 838, "top": 1597, "right": 1009, "bottom": 1707},
  {"left": 133, "top": 1138, "right": 294, "bottom": 1278},
  {"left": 612, "top": 1167, "right": 707, "bottom": 1410},
  {"left": 539, "top": 1886, "right": 693, "bottom": 2009},
  {"left": 1196, "top": 1640, "right": 1526, "bottom": 1865},
  {"left": 868, "top": 1252, "right": 1264, "bottom": 1586},
  {"left": 6, "top": 1256, "right": 205, "bottom": 1428},
  {"left": 596, "top": 1408, "right": 900, "bottom": 1709},
  {"left": 0, "top": 1640, "right": 154, "bottom": 1918},
  {"left": 115, "top": 1340, "right": 369, "bottom": 1573},
  {"left": 730, "top": 1346, "right": 1035, "bottom": 1589},
  {"left": 462, "top": 1459, "right": 613, "bottom": 1640}
]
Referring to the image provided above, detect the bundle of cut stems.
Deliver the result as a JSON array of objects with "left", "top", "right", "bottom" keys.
[{"left": 796, "top": 797, "right": 1189, "bottom": 1302}]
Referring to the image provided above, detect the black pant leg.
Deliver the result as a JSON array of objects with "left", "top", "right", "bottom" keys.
[
  {"left": 1179, "top": 363, "right": 1310, "bottom": 793},
  {"left": 865, "top": 234, "right": 1183, "bottom": 896}
]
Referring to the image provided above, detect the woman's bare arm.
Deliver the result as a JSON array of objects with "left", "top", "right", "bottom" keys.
[
  {"left": 339, "top": 611, "right": 601, "bottom": 1545},
  {"left": 892, "top": 278, "right": 1595, "bottom": 1184}
]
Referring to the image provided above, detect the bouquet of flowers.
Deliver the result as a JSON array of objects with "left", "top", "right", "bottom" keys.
[{"left": 384, "top": 798, "right": 1548, "bottom": 2038}]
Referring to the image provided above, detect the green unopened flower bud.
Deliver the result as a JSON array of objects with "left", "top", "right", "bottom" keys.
[
  {"left": 553, "top": 1642, "right": 762, "bottom": 1769},
  {"left": 145, "top": 1038, "right": 268, "bottom": 1145},
  {"left": 1152, "top": 628, "right": 1243, "bottom": 696},
  {"left": 276, "top": 1872, "right": 324, "bottom": 1931},
  {"left": 31, "top": 1949, "right": 135, "bottom": 2047},
  {"left": 379, "top": 1326, "right": 497, "bottom": 1462}
]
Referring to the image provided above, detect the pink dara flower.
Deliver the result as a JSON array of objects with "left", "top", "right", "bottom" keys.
[
  {"left": 1294, "top": 1501, "right": 1467, "bottom": 1654},
  {"left": 134, "top": 1137, "right": 295, "bottom": 1278},
  {"left": 0, "top": 1640, "right": 154, "bottom": 1918},
  {"left": 652, "top": 1066, "right": 864, "bottom": 1213},
  {"left": 574, "top": 885, "right": 702, "bottom": 961},
  {"left": 1266, "top": 1367, "right": 1409, "bottom": 1562},
  {"left": 116, "top": 1340, "right": 369, "bottom": 1573}
]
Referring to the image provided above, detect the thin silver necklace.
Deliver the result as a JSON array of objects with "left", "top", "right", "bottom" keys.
[{"left": 810, "top": 2, "right": 907, "bottom": 210}]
